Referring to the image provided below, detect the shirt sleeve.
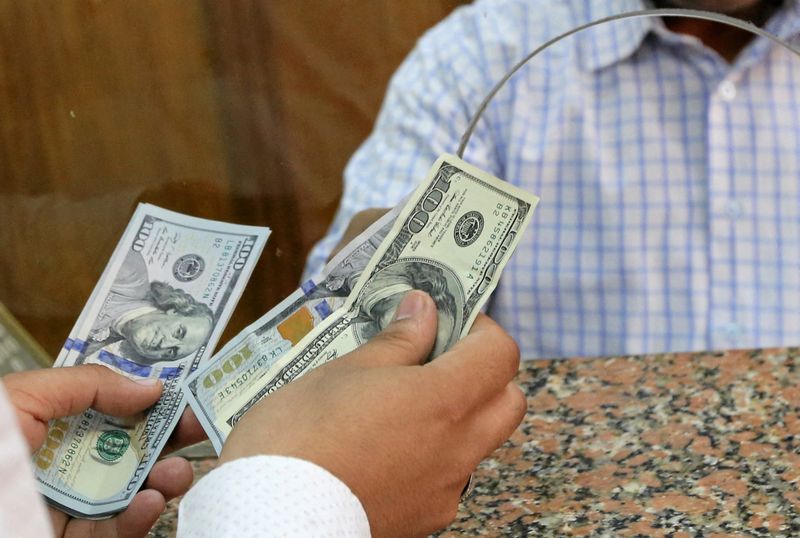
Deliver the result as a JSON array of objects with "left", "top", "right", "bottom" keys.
[
  {"left": 177, "top": 455, "right": 371, "bottom": 538},
  {"left": 0, "top": 383, "right": 54, "bottom": 538}
]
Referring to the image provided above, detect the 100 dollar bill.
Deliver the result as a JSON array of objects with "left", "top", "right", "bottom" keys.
[
  {"left": 34, "top": 204, "right": 269, "bottom": 518},
  {"left": 183, "top": 206, "right": 400, "bottom": 452},
  {"left": 219, "top": 154, "right": 538, "bottom": 433}
]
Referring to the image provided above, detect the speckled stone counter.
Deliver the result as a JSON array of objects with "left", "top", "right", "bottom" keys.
[{"left": 151, "top": 348, "right": 800, "bottom": 537}]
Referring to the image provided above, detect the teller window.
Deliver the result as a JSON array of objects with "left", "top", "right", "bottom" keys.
[{"left": 0, "top": 0, "right": 465, "bottom": 368}]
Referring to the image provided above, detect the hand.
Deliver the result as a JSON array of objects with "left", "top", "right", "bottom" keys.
[
  {"left": 4, "top": 365, "right": 204, "bottom": 538},
  {"left": 220, "top": 291, "right": 526, "bottom": 538},
  {"left": 328, "top": 207, "right": 391, "bottom": 260}
]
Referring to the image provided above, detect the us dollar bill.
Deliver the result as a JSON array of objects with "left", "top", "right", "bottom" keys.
[
  {"left": 218, "top": 154, "right": 538, "bottom": 435},
  {"left": 33, "top": 204, "right": 269, "bottom": 518},
  {"left": 0, "top": 302, "right": 52, "bottom": 375},
  {"left": 183, "top": 206, "right": 400, "bottom": 453}
]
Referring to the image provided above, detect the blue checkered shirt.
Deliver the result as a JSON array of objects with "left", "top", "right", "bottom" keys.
[{"left": 304, "top": 0, "right": 800, "bottom": 359}]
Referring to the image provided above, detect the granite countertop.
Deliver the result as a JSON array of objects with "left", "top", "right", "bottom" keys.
[{"left": 151, "top": 348, "right": 800, "bottom": 537}]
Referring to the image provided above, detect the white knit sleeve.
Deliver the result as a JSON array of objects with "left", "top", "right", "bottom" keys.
[
  {"left": 0, "top": 383, "right": 53, "bottom": 538},
  {"left": 177, "top": 455, "right": 371, "bottom": 537}
]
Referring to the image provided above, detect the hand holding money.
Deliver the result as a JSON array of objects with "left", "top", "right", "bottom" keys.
[
  {"left": 34, "top": 204, "right": 270, "bottom": 518},
  {"left": 4, "top": 364, "right": 195, "bottom": 537},
  {"left": 218, "top": 291, "right": 526, "bottom": 538},
  {"left": 205, "top": 154, "right": 538, "bottom": 438},
  {"left": 184, "top": 204, "right": 403, "bottom": 452}
]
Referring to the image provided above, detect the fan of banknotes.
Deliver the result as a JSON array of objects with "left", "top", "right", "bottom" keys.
[{"left": 32, "top": 153, "right": 538, "bottom": 518}]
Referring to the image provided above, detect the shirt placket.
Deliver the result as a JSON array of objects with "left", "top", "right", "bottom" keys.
[{"left": 706, "top": 70, "right": 747, "bottom": 350}]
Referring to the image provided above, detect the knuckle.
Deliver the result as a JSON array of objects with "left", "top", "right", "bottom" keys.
[
  {"left": 436, "top": 393, "right": 468, "bottom": 426},
  {"left": 83, "top": 364, "right": 112, "bottom": 389},
  {"left": 8, "top": 383, "right": 53, "bottom": 420},
  {"left": 81, "top": 363, "right": 108, "bottom": 379},
  {"left": 508, "top": 384, "right": 528, "bottom": 425},
  {"left": 494, "top": 330, "right": 520, "bottom": 376}
]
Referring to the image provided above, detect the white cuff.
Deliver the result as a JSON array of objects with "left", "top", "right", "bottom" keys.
[{"left": 177, "top": 455, "right": 370, "bottom": 537}]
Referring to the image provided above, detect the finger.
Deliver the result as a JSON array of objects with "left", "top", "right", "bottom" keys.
[
  {"left": 6, "top": 364, "right": 162, "bottom": 421},
  {"left": 59, "top": 489, "right": 164, "bottom": 538},
  {"left": 470, "top": 382, "right": 527, "bottom": 461},
  {"left": 113, "top": 489, "right": 166, "bottom": 538},
  {"left": 437, "top": 382, "right": 526, "bottom": 495},
  {"left": 44, "top": 416, "right": 187, "bottom": 537},
  {"left": 143, "top": 457, "right": 194, "bottom": 500},
  {"left": 340, "top": 290, "right": 438, "bottom": 368},
  {"left": 47, "top": 506, "right": 68, "bottom": 538},
  {"left": 162, "top": 407, "right": 207, "bottom": 454},
  {"left": 425, "top": 315, "right": 520, "bottom": 408}
]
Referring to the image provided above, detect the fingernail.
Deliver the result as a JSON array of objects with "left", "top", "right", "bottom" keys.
[
  {"left": 132, "top": 378, "right": 160, "bottom": 386},
  {"left": 393, "top": 290, "right": 428, "bottom": 321}
]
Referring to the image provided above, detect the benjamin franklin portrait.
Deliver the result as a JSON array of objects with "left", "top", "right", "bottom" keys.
[
  {"left": 351, "top": 260, "right": 464, "bottom": 360},
  {"left": 83, "top": 250, "right": 214, "bottom": 367}
]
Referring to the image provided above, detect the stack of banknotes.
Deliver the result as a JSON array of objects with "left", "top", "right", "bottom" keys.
[{"left": 32, "top": 154, "right": 539, "bottom": 518}]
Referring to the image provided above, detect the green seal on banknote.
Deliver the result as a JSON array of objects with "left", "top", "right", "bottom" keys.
[{"left": 96, "top": 430, "right": 130, "bottom": 462}]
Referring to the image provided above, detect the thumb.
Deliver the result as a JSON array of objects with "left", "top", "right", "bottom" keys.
[
  {"left": 5, "top": 364, "right": 163, "bottom": 422},
  {"left": 343, "top": 290, "right": 438, "bottom": 368}
]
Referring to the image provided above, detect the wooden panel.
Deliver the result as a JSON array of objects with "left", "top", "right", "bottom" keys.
[
  {"left": 0, "top": 0, "right": 463, "bottom": 357},
  {"left": 0, "top": 0, "right": 236, "bottom": 355}
]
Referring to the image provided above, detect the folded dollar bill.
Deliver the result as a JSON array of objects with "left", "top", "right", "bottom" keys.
[
  {"left": 183, "top": 205, "right": 401, "bottom": 453},
  {"left": 208, "top": 154, "right": 539, "bottom": 443},
  {"left": 34, "top": 204, "right": 269, "bottom": 518}
]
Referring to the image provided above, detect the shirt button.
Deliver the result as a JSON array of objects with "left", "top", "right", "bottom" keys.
[
  {"left": 725, "top": 199, "right": 743, "bottom": 219},
  {"left": 719, "top": 80, "right": 737, "bottom": 102}
]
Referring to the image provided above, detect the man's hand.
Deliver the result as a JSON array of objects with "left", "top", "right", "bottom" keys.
[
  {"left": 221, "top": 291, "right": 526, "bottom": 538},
  {"left": 328, "top": 207, "right": 391, "bottom": 261},
  {"left": 4, "top": 365, "right": 202, "bottom": 538}
]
